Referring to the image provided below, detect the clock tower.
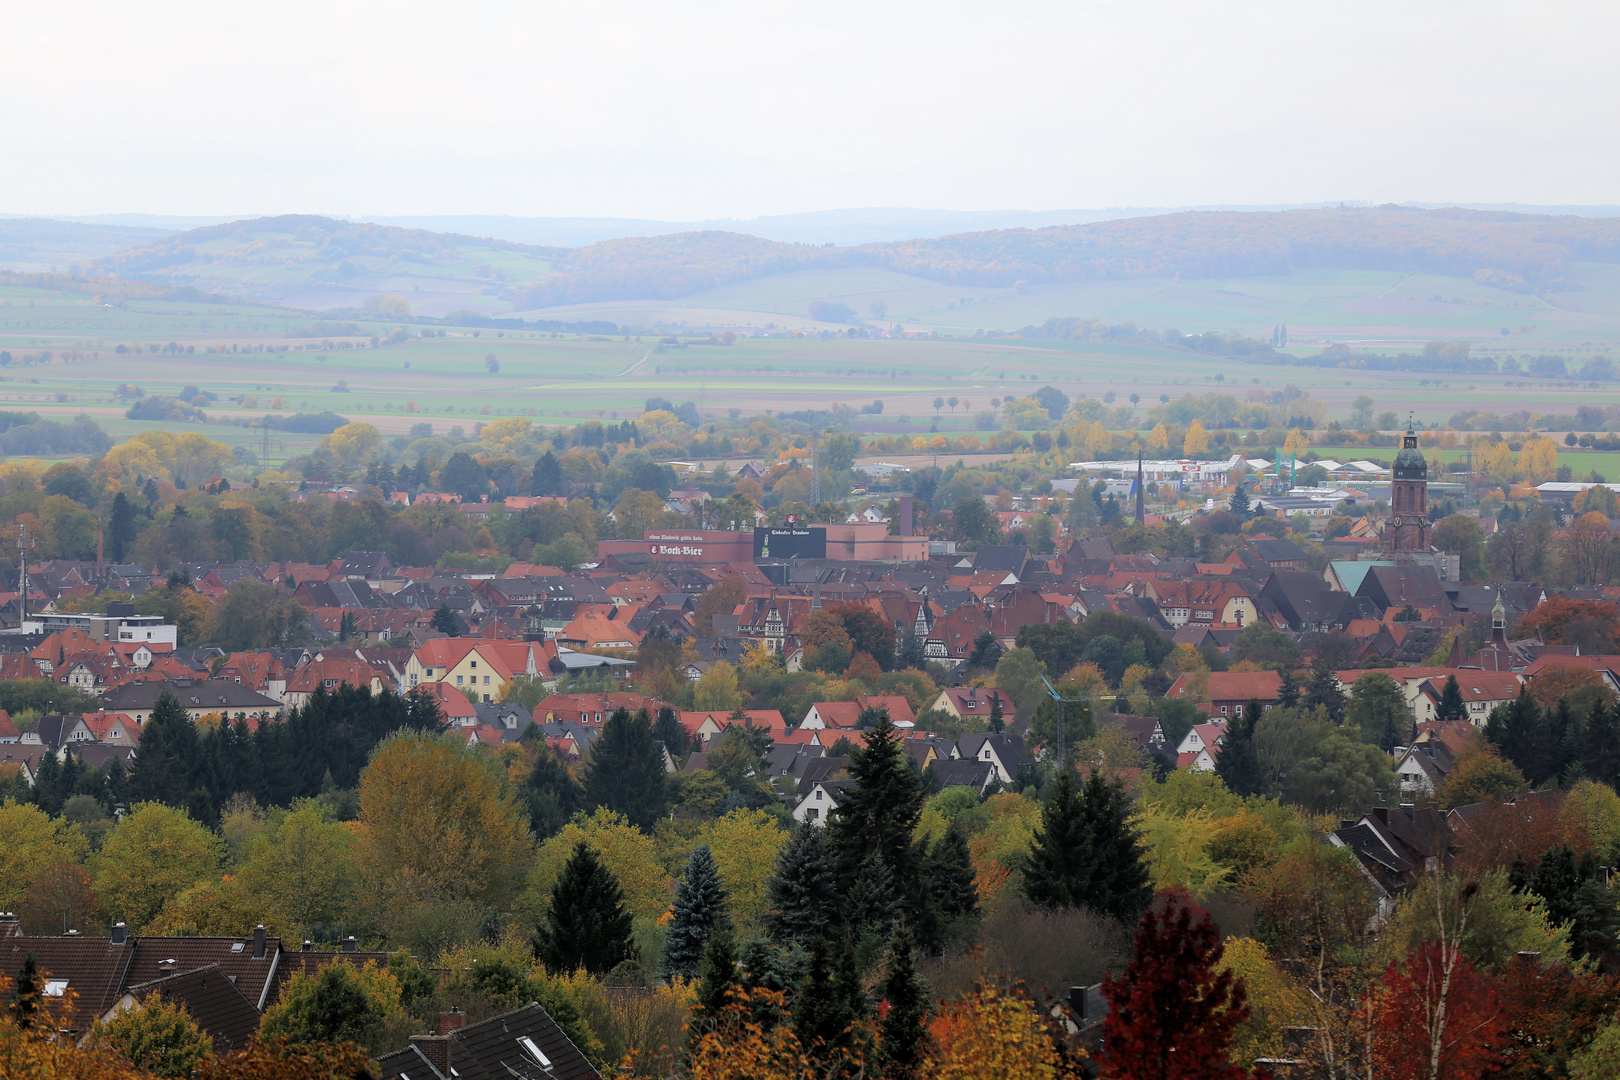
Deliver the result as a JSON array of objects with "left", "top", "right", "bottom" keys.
[{"left": 1383, "top": 422, "right": 1433, "bottom": 554}]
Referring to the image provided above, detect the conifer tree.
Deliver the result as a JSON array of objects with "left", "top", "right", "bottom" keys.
[
  {"left": 989, "top": 692, "right": 1005, "bottom": 734},
  {"left": 1214, "top": 701, "right": 1263, "bottom": 798},
  {"left": 127, "top": 690, "right": 198, "bottom": 807},
  {"left": 828, "top": 713, "right": 924, "bottom": 892},
  {"left": 521, "top": 740, "right": 585, "bottom": 840},
  {"left": 652, "top": 705, "right": 690, "bottom": 758},
  {"left": 531, "top": 450, "right": 565, "bottom": 497},
  {"left": 925, "top": 823, "right": 980, "bottom": 926},
  {"left": 11, "top": 954, "right": 41, "bottom": 1029},
  {"left": 1275, "top": 667, "right": 1301, "bottom": 709},
  {"left": 844, "top": 853, "right": 899, "bottom": 936},
  {"left": 107, "top": 491, "right": 137, "bottom": 563},
  {"left": 1101, "top": 890, "right": 1255, "bottom": 1080},
  {"left": 878, "top": 923, "right": 929, "bottom": 1078},
  {"left": 764, "top": 820, "right": 842, "bottom": 945},
  {"left": 1024, "top": 769, "right": 1151, "bottom": 919},
  {"left": 583, "top": 707, "right": 669, "bottom": 829},
  {"left": 1227, "top": 482, "right": 1252, "bottom": 518},
  {"left": 662, "top": 845, "right": 733, "bottom": 979},
  {"left": 1303, "top": 661, "right": 1347, "bottom": 725},
  {"left": 1437, "top": 674, "right": 1466, "bottom": 722},
  {"left": 1584, "top": 699, "right": 1620, "bottom": 789},
  {"left": 431, "top": 603, "right": 460, "bottom": 636},
  {"left": 686, "top": 931, "right": 739, "bottom": 1056},
  {"left": 533, "top": 841, "right": 636, "bottom": 975},
  {"left": 794, "top": 937, "right": 868, "bottom": 1069}
]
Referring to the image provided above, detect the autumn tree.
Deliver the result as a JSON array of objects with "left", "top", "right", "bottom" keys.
[
  {"left": 258, "top": 961, "right": 406, "bottom": 1052},
  {"left": 95, "top": 995, "right": 215, "bottom": 1077},
  {"left": 95, "top": 802, "right": 223, "bottom": 931},
  {"left": 1101, "top": 889, "right": 1256, "bottom": 1080}
]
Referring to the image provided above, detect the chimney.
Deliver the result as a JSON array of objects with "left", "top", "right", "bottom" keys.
[
  {"left": 111, "top": 922, "right": 127, "bottom": 945},
  {"left": 409, "top": 1034, "right": 452, "bottom": 1075},
  {"left": 342, "top": 936, "right": 358, "bottom": 953},
  {"left": 253, "top": 925, "right": 267, "bottom": 960},
  {"left": 439, "top": 1007, "right": 466, "bottom": 1034},
  {"left": 158, "top": 958, "right": 178, "bottom": 972},
  {"left": 302, "top": 940, "right": 313, "bottom": 951}
]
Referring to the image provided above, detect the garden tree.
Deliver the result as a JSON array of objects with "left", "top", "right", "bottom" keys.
[
  {"left": 919, "top": 823, "right": 979, "bottom": 947},
  {"left": 822, "top": 601, "right": 898, "bottom": 671},
  {"left": 652, "top": 705, "right": 690, "bottom": 757},
  {"left": 1437, "top": 674, "right": 1466, "bottom": 721},
  {"left": 1373, "top": 943, "right": 1504, "bottom": 1080},
  {"left": 988, "top": 692, "right": 1004, "bottom": 733},
  {"left": 1230, "top": 623, "right": 1299, "bottom": 669},
  {"left": 878, "top": 922, "right": 929, "bottom": 1078},
  {"left": 528, "top": 808, "right": 669, "bottom": 920},
  {"left": 1510, "top": 844, "right": 1620, "bottom": 962},
  {"left": 95, "top": 994, "right": 215, "bottom": 1077},
  {"left": 106, "top": 491, "right": 138, "bottom": 562},
  {"left": 530, "top": 450, "right": 565, "bottom": 496},
  {"left": 966, "top": 630, "right": 1003, "bottom": 671},
  {"left": 1214, "top": 702, "right": 1263, "bottom": 797},
  {"left": 204, "top": 580, "right": 308, "bottom": 651},
  {"left": 686, "top": 931, "right": 741, "bottom": 1056},
  {"left": 519, "top": 737, "right": 586, "bottom": 840},
  {"left": 1433, "top": 513, "right": 1488, "bottom": 581},
  {"left": 1386, "top": 869, "right": 1571, "bottom": 972},
  {"left": 1101, "top": 890, "right": 1256, "bottom": 1080},
  {"left": 354, "top": 733, "right": 531, "bottom": 936},
  {"left": 694, "top": 574, "right": 748, "bottom": 636},
  {"left": 1252, "top": 706, "right": 1397, "bottom": 815},
  {"left": 1517, "top": 597, "right": 1620, "bottom": 652},
  {"left": 431, "top": 603, "right": 460, "bottom": 636},
  {"left": 147, "top": 876, "right": 292, "bottom": 940},
  {"left": 1583, "top": 701, "right": 1620, "bottom": 790},
  {"left": 440, "top": 451, "right": 490, "bottom": 499},
  {"left": 717, "top": 490, "right": 760, "bottom": 531},
  {"left": 1435, "top": 749, "right": 1527, "bottom": 808},
  {"left": 844, "top": 853, "right": 900, "bottom": 936},
  {"left": 828, "top": 713, "right": 925, "bottom": 901},
  {"left": 764, "top": 820, "right": 843, "bottom": 946},
  {"left": 1183, "top": 419, "right": 1210, "bottom": 456},
  {"left": 12, "top": 954, "right": 42, "bottom": 1029},
  {"left": 1347, "top": 672, "right": 1414, "bottom": 751},
  {"left": 1027, "top": 511, "right": 1057, "bottom": 555},
  {"left": 1227, "top": 482, "right": 1252, "bottom": 517},
  {"left": 695, "top": 661, "right": 743, "bottom": 711},
  {"left": 234, "top": 799, "right": 357, "bottom": 936},
  {"left": 21, "top": 857, "right": 99, "bottom": 937},
  {"left": 1027, "top": 685, "right": 1095, "bottom": 761},
  {"left": 1487, "top": 689, "right": 1581, "bottom": 787},
  {"left": 1066, "top": 484, "right": 1099, "bottom": 532},
  {"left": 95, "top": 802, "right": 223, "bottom": 931},
  {"left": 0, "top": 800, "right": 86, "bottom": 913},
  {"left": 949, "top": 496, "right": 1001, "bottom": 547},
  {"left": 534, "top": 841, "right": 637, "bottom": 975},
  {"left": 259, "top": 960, "right": 407, "bottom": 1051},
  {"left": 993, "top": 647, "right": 1048, "bottom": 716},
  {"left": 126, "top": 691, "right": 199, "bottom": 808},
  {"left": 1024, "top": 769, "right": 1152, "bottom": 919},
  {"left": 583, "top": 707, "right": 670, "bottom": 829},
  {"left": 663, "top": 845, "right": 734, "bottom": 979},
  {"left": 1302, "top": 655, "right": 1348, "bottom": 724},
  {"left": 1275, "top": 666, "right": 1301, "bottom": 708}
]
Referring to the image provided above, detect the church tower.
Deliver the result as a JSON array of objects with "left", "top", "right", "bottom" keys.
[{"left": 1383, "top": 421, "right": 1433, "bottom": 554}]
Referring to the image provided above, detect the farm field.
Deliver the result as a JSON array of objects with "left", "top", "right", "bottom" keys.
[{"left": 4, "top": 277, "right": 1620, "bottom": 464}]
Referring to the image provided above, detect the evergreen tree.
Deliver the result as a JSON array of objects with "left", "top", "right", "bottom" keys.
[
  {"left": 531, "top": 450, "right": 565, "bottom": 497},
  {"left": 126, "top": 690, "right": 198, "bottom": 807},
  {"left": 988, "top": 692, "right": 1005, "bottom": 734},
  {"left": 1486, "top": 688, "right": 1542, "bottom": 780},
  {"left": 828, "top": 713, "right": 924, "bottom": 893},
  {"left": 764, "top": 821, "right": 842, "bottom": 946},
  {"left": 662, "top": 845, "right": 733, "bottom": 979},
  {"left": 1227, "top": 483, "right": 1252, "bottom": 518},
  {"left": 521, "top": 740, "right": 585, "bottom": 840},
  {"left": 966, "top": 631, "right": 1003, "bottom": 671},
  {"left": 653, "top": 705, "right": 690, "bottom": 758},
  {"left": 431, "top": 603, "right": 460, "bottom": 636},
  {"left": 1437, "top": 674, "right": 1466, "bottom": 722},
  {"left": 583, "top": 707, "right": 669, "bottom": 829},
  {"left": 11, "top": 954, "right": 41, "bottom": 1029},
  {"left": 737, "top": 938, "right": 804, "bottom": 1028},
  {"left": 843, "top": 853, "right": 899, "bottom": 936},
  {"left": 533, "top": 841, "right": 636, "bottom": 975},
  {"left": 1275, "top": 668, "right": 1302, "bottom": 709},
  {"left": 686, "top": 931, "right": 739, "bottom": 1056},
  {"left": 30, "top": 751, "right": 63, "bottom": 816},
  {"left": 878, "top": 923, "right": 928, "bottom": 1078},
  {"left": 1214, "top": 701, "right": 1263, "bottom": 797},
  {"left": 1584, "top": 699, "right": 1620, "bottom": 790},
  {"left": 794, "top": 937, "right": 868, "bottom": 1069},
  {"left": 925, "top": 824, "right": 980, "bottom": 926},
  {"left": 107, "top": 491, "right": 138, "bottom": 563},
  {"left": 1303, "top": 662, "right": 1347, "bottom": 725},
  {"left": 1025, "top": 769, "right": 1151, "bottom": 919},
  {"left": 895, "top": 620, "right": 926, "bottom": 671}
]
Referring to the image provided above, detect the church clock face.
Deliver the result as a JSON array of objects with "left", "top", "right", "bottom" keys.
[{"left": 1391, "top": 517, "right": 1402, "bottom": 527}]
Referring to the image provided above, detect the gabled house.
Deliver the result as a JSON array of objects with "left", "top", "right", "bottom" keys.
[
  {"left": 1164, "top": 671, "right": 1281, "bottom": 719},
  {"left": 375, "top": 1002, "right": 601, "bottom": 1080},
  {"left": 951, "top": 733, "right": 1028, "bottom": 784},
  {"left": 929, "top": 685, "right": 1008, "bottom": 723},
  {"left": 799, "top": 702, "right": 862, "bottom": 730}
]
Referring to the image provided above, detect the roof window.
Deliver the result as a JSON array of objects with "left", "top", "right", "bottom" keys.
[{"left": 519, "top": 1036, "right": 552, "bottom": 1067}]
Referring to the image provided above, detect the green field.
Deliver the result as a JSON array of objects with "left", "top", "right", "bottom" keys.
[{"left": 4, "top": 276, "right": 1620, "bottom": 464}]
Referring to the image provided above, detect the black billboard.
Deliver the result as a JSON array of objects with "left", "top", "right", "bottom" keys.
[{"left": 753, "top": 526, "right": 826, "bottom": 560}]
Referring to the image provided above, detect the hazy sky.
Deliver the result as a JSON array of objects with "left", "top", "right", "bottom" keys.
[{"left": 4, "top": 0, "right": 1615, "bottom": 219}]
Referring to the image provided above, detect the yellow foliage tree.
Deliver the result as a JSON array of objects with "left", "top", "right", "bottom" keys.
[
  {"left": 1085, "top": 424, "right": 1112, "bottom": 454},
  {"left": 1184, "top": 419, "right": 1210, "bottom": 456},
  {"left": 1148, "top": 422, "right": 1170, "bottom": 452},
  {"left": 1135, "top": 806, "right": 1230, "bottom": 896},
  {"left": 695, "top": 661, "right": 742, "bottom": 711},
  {"left": 700, "top": 809, "right": 788, "bottom": 933},
  {"left": 146, "top": 876, "right": 295, "bottom": 940},
  {"left": 1282, "top": 428, "right": 1310, "bottom": 456},
  {"left": 1062, "top": 661, "right": 1111, "bottom": 699},
  {"left": 638, "top": 409, "right": 685, "bottom": 442},
  {"left": 1219, "top": 937, "right": 1310, "bottom": 1067},
  {"left": 1518, "top": 436, "right": 1559, "bottom": 482},
  {"left": 95, "top": 802, "right": 223, "bottom": 931},
  {"left": 925, "top": 983, "right": 1070, "bottom": 1080},
  {"left": 0, "top": 800, "right": 86, "bottom": 913},
  {"left": 479, "top": 416, "right": 534, "bottom": 455},
  {"left": 319, "top": 422, "right": 382, "bottom": 469},
  {"left": 1481, "top": 440, "right": 1515, "bottom": 484}
]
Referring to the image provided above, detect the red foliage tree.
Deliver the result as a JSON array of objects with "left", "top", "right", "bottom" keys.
[
  {"left": 1100, "top": 889, "right": 1257, "bottom": 1080},
  {"left": 1372, "top": 942, "right": 1504, "bottom": 1080},
  {"left": 1515, "top": 597, "right": 1620, "bottom": 652},
  {"left": 1490, "top": 959, "right": 1620, "bottom": 1080}
]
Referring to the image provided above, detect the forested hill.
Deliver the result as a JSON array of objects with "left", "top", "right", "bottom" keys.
[{"left": 83, "top": 206, "right": 1620, "bottom": 309}]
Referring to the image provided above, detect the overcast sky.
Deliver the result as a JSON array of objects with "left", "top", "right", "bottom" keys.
[{"left": 3, "top": 0, "right": 1615, "bottom": 220}]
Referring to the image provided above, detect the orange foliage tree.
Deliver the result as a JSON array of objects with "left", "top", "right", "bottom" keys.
[
  {"left": 1527, "top": 663, "right": 1615, "bottom": 711},
  {"left": 1516, "top": 598, "right": 1620, "bottom": 652},
  {"left": 925, "top": 983, "right": 1083, "bottom": 1080}
]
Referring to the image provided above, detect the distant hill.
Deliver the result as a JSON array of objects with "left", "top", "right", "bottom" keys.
[
  {"left": 0, "top": 218, "right": 171, "bottom": 271},
  {"left": 79, "top": 205, "right": 1620, "bottom": 313}
]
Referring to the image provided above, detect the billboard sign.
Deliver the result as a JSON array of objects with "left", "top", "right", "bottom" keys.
[{"left": 753, "top": 526, "right": 826, "bottom": 560}]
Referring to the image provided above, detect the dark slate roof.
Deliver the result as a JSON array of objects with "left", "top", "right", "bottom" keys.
[
  {"left": 124, "top": 963, "right": 261, "bottom": 1053},
  {"left": 931, "top": 758, "right": 996, "bottom": 792},
  {"left": 123, "top": 935, "right": 284, "bottom": 1012},
  {"left": 376, "top": 1002, "right": 600, "bottom": 1080},
  {"left": 0, "top": 934, "right": 135, "bottom": 1031},
  {"left": 971, "top": 545, "right": 1031, "bottom": 574},
  {"left": 1248, "top": 537, "right": 1308, "bottom": 564},
  {"left": 100, "top": 679, "right": 281, "bottom": 715}
]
